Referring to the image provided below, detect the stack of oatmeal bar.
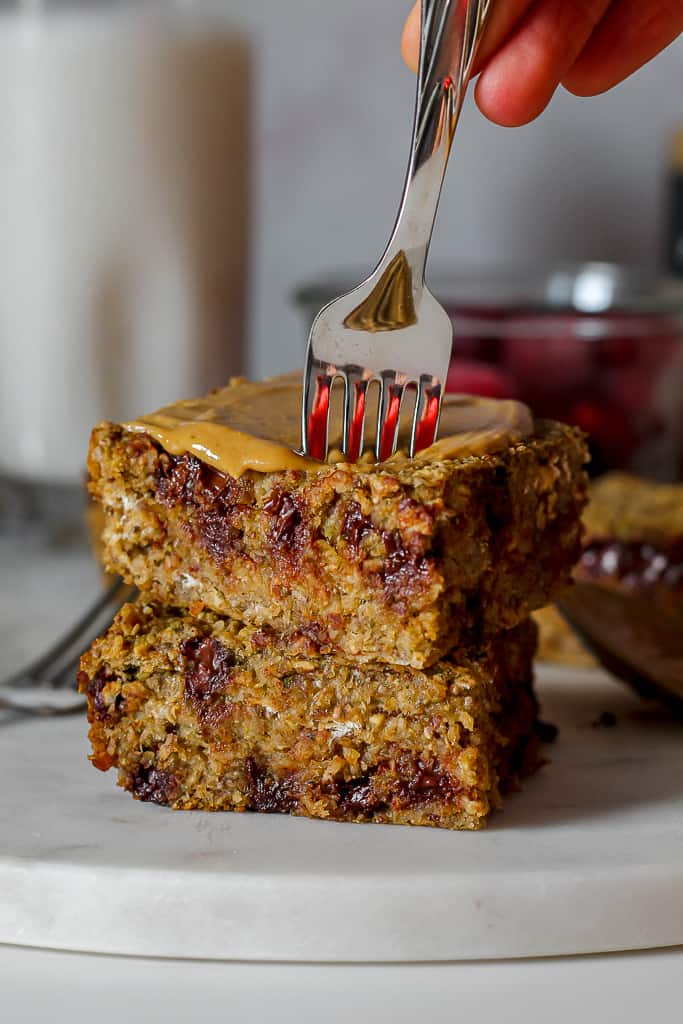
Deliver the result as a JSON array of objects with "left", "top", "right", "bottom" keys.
[{"left": 79, "top": 377, "right": 588, "bottom": 829}]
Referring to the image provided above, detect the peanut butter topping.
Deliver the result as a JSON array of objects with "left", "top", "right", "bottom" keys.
[{"left": 124, "top": 373, "right": 534, "bottom": 478}]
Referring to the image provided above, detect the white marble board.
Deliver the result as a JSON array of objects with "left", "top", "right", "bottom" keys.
[{"left": 1, "top": 665, "right": 682, "bottom": 962}]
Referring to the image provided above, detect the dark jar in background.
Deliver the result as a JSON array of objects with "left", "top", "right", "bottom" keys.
[{"left": 295, "top": 263, "right": 683, "bottom": 481}]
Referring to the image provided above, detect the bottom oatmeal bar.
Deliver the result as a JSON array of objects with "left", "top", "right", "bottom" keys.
[{"left": 78, "top": 604, "right": 542, "bottom": 830}]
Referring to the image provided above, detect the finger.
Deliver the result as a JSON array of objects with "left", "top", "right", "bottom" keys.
[
  {"left": 475, "top": 0, "right": 612, "bottom": 126},
  {"left": 401, "top": 2, "right": 420, "bottom": 73},
  {"left": 401, "top": 1, "right": 537, "bottom": 76},
  {"left": 563, "top": 0, "right": 683, "bottom": 97},
  {"left": 470, "top": 0, "right": 538, "bottom": 72}
]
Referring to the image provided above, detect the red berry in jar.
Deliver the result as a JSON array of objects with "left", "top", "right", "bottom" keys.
[
  {"left": 503, "top": 320, "right": 594, "bottom": 394},
  {"left": 640, "top": 332, "right": 678, "bottom": 371},
  {"left": 446, "top": 358, "right": 518, "bottom": 399},
  {"left": 594, "top": 333, "right": 641, "bottom": 369},
  {"left": 603, "top": 366, "right": 655, "bottom": 416},
  {"left": 570, "top": 399, "right": 640, "bottom": 466},
  {"left": 450, "top": 335, "right": 499, "bottom": 363}
]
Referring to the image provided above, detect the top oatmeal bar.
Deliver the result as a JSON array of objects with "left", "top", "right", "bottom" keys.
[{"left": 87, "top": 375, "right": 588, "bottom": 668}]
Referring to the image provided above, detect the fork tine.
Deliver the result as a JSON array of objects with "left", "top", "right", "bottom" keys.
[
  {"left": 375, "top": 373, "right": 405, "bottom": 462},
  {"left": 0, "top": 686, "right": 86, "bottom": 716},
  {"left": 1, "top": 578, "right": 132, "bottom": 691},
  {"left": 410, "top": 374, "right": 443, "bottom": 457},
  {"left": 0, "top": 579, "right": 135, "bottom": 715},
  {"left": 342, "top": 368, "right": 369, "bottom": 461},
  {"left": 302, "top": 356, "right": 334, "bottom": 461},
  {"left": 45, "top": 648, "right": 90, "bottom": 690}
]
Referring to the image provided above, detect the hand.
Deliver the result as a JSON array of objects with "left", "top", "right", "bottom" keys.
[{"left": 401, "top": 1, "right": 683, "bottom": 127}]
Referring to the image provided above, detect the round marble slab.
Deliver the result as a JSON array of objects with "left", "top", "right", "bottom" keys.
[{"left": 1, "top": 665, "right": 682, "bottom": 962}]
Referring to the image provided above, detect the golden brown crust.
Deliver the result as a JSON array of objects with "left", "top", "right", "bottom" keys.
[
  {"left": 87, "top": 420, "right": 588, "bottom": 668},
  {"left": 78, "top": 603, "right": 542, "bottom": 830}
]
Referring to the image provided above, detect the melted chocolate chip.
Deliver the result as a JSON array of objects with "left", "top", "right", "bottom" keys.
[
  {"left": 333, "top": 756, "right": 459, "bottom": 816},
  {"left": 244, "top": 758, "right": 300, "bottom": 813},
  {"left": 263, "top": 489, "right": 308, "bottom": 554},
  {"left": 380, "top": 530, "right": 431, "bottom": 597},
  {"left": 336, "top": 775, "right": 377, "bottom": 813},
  {"left": 80, "top": 669, "right": 121, "bottom": 723},
  {"left": 194, "top": 506, "right": 242, "bottom": 563},
  {"left": 130, "top": 765, "right": 178, "bottom": 806},
  {"left": 156, "top": 449, "right": 314, "bottom": 567},
  {"left": 155, "top": 451, "right": 248, "bottom": 563},
  {"left": 238, "top": 758, "right": 462, "bottom": 819},
  {"left": 156, "top": 453, "right": 200, "bottom": 507},
  {"left": 182, "top": 636, "right": 236, "bottom": 702},
  {"left": 341, "top": 501, "right": 375, "bottom": 553}
]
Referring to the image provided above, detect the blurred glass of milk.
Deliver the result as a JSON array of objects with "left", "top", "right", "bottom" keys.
[{"left": 0, "top": 0, "right": 250, "bottom": 483}]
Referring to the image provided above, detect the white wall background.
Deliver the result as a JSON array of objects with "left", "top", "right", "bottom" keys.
[{"left": 217, "top": 1, "right": 683, "bottom": 377}]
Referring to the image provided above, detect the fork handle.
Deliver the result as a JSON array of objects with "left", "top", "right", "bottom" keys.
[{"left": 380, "top": 0, "right": 489, "bottom": 286}]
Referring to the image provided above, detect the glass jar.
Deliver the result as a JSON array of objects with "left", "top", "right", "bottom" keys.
[
  {"left": 0, "top": 0, "right": 250, "bottom": 539},
  {"left": 0, "top": 0, "right": 250, "bottom": 486}
]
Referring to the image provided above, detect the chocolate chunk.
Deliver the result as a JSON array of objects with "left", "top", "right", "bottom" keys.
[
  {"left": 333, "top": 756, "right": 459, "bottom": 816},
  {"left": 182, "top": 636, "right": 236, "bottom": 702},
  {"left": 130, "top": 765, "right": 178, "bottom": 806},
  {"left": 342, "top": 501, "right": 375, "bottom": 553},
  {"left": 392, "top": 757, "right": 459, "bottom": 809},
  {"left": 244, "top": 758, "right": 299, "bottom": 813},
  {"left": 264, "top": 489, "right": 308, "bottom": 553},
  {"left": 194, "top": 505, "right": 242, "bottom": 563},
  {"left": 380, "top": 530, "right": 431, "bottom": 598},
  {"left": 79, "top": 669, "right": 121, "bottom": 723},
  {"left": 336, "top": 775, "right": 377, "bottom": 813},
  {"left": 156, "top": 452, "right": 201, "bottom": 507},
  {"left": 155, "top": 451, "right": 248, "bottom": 563}
]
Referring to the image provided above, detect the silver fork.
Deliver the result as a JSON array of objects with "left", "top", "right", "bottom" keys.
[
  {"left": 301, "top": 0, "right": 491, "bottom": 462},
  {"left": 0, "top": 577, "right": 133, "bottom": 716}
]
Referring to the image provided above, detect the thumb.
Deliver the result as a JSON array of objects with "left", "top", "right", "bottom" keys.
[{"left": 401, "top": 2, "right": 420, "bottom": 73}]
